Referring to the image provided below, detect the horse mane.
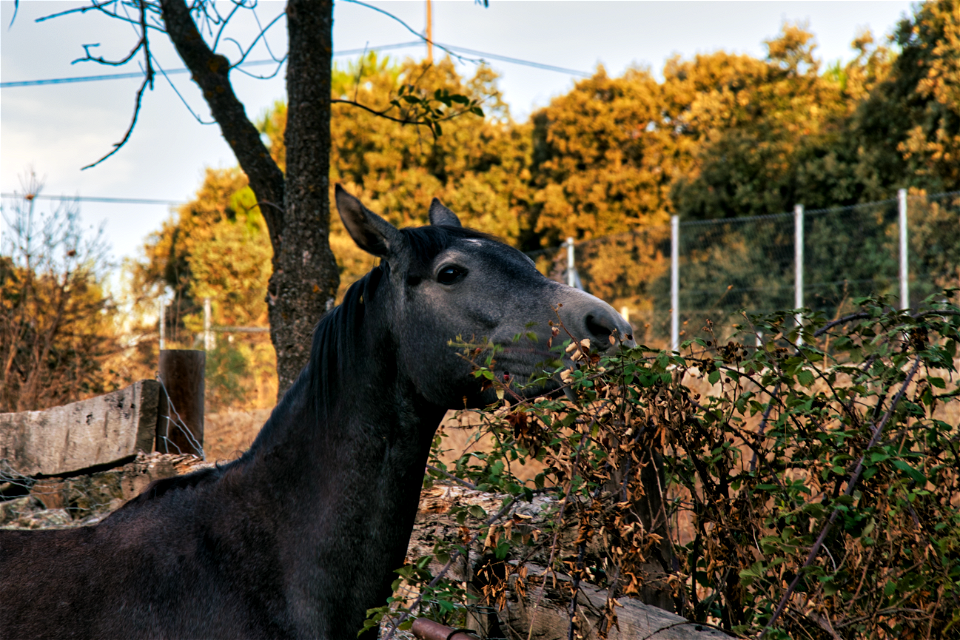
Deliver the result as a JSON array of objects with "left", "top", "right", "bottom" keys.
[
  {"left": 114, "top": 223, "right": 500, "bottom": 510},
  {"left": 285, "top": 223, "right": 498, "bottom": 424}
]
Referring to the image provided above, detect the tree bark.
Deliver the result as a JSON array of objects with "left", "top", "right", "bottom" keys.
[
  {"left": 158, "top": 0, "right": 285, "bottom": 248},
  {"left": 271, "top": 0, "right": 340, "bottom": 395},
  {"left": 160, "top": 0, "right": 339, "bottom": 396}
]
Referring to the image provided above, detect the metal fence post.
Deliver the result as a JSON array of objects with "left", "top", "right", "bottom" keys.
[
  {"left": 899, "top": 188, "right": 909, "bottom": 310},
  {"left": 671, "top": 215, "right": 679, "bottom": 352},
  {"left": 795, "top": 204, "right": 804, "bottom": 345},
  {"left": 566, "top": 237, "right": 575, "bottom": 287},
  {"left": 203, "top": 297, "right": 214, "bottom": 351}
]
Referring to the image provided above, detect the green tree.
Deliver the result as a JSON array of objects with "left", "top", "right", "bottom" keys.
[
  {"left": 849, "top": 0, "right": 960, "bottom": 196},
  {"left": 529, "top": 67, "right": 670, "bottom": 243},
  {"left": 134, "top": 167, "right": 277, "bottom": 409},
  {"left": 667, "top": 23, "right": 854, "bottom": 219}
]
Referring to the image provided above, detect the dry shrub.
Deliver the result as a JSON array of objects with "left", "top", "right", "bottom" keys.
[{"left": 386, "top": 294, "right": 960, "bottom": 639}]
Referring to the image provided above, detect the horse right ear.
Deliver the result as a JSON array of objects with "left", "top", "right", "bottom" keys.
[
  {"left": 428, "top": 198, "right": 462, "bottom": 227},
  {"left": 335, "top": 185, "right": 405, "bottom": 258}
]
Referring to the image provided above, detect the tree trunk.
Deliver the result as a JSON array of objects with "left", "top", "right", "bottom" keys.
[
  {"left": 161, "top": 0, "right": 340, "bottom": 397},
  {"left": 271, "top": 0, "right": 340, "bottom": 396}
]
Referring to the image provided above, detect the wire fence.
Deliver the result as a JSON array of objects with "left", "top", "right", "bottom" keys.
[{"left": 536, "top": 189, "right": 960, "bottom": 350}]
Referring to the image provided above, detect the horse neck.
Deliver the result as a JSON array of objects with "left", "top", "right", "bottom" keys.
[
  {"left": 247, "top": 345, "right": 444, "bottom": 506},
  {"left": 237, "top": 305, "right": 447, "bottom": 625}
]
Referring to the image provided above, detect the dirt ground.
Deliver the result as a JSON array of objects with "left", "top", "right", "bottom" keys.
[{"left": 203, "top": 409, "right": 274, "bottom": 462}]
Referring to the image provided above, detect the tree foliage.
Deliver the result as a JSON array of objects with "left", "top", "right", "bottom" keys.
[
  {"left": 0, "top": 182, "right": 124, "bottom": 412},
  {"left": 134, "top": 4, "right": 960, "bottom": 408},
  {"left": 133, "top": 167, "right": 276, "bottom": 409}
]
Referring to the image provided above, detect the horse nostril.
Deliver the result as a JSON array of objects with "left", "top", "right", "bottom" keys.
[{"left": 585, "top": 312, "right": 617, "bottom": 346}]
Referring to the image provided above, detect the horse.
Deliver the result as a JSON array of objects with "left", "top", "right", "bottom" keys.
[{"left": 0, "top": 186, "right": 633, "bottom": 639}]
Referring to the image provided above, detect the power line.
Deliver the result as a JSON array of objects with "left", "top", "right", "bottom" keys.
[
  {"left": 0, "top": 193, "right": 185, "bottom": 206},
  {"left": 440, "top": 43, "right": 591, "bottom": 78},
  {"left": 0, "top": 41, "right": 590, "bottom": 89},
  {"left": 0, "top": 43, "right": 422, "bottom": 88}
]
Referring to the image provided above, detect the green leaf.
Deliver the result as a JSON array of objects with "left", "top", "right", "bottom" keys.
[
  {"left": 883, "top": 580, "right": 897, "bottom": 597},
  {"left": 468, "top": 505, "right": 487, "bottom": 519},
  {"left": 892, "top": 459, "right": 927, "bottom": 485},
  {"left": 708, "top": 370, "right": 721, "bottom": 385},
  {"left": 796, "top": 370, "right": 815, "bottom": 387}
]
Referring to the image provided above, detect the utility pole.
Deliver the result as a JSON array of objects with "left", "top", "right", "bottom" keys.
[{"left": 425, "top": 0, "right": 433, "bottom": 64}]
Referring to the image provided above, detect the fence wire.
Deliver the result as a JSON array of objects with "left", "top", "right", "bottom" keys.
[{"left": 533, "top": 190, "right": 959, "bottom": 350}]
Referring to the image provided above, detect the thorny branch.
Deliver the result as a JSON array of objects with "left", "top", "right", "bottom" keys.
[{"left": 760, "top": 356, "right": 923, "bottom": 637}]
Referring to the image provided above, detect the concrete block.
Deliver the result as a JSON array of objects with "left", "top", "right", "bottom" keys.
[{"left": 0, "top": 381, "right": 160, "bottom": 477}]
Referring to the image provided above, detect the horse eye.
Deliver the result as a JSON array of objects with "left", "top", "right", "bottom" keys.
[{"left": 437, "top": 265, "right": 466, "bottom": 285}]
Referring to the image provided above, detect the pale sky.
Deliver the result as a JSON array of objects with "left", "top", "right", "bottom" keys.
[{"left": 1, "top": 0, "right": 914, "bottom": 264}]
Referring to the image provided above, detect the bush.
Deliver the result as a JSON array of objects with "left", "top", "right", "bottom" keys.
[
  {"left": 0, "top": 181, "right": 123, "bottom": 412},
  {"left": 374, "top": 293, "right": 960, "bottom": 639}
]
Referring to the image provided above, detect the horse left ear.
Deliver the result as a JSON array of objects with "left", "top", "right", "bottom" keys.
[
  {"left": 335, "top": 185, "right": 406, "bottom": 258},
  {"left": 428, "top": 198, "right": 462, "bottom": 227}
]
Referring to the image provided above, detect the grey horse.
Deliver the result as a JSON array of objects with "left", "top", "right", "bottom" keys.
[{"left": 0, "top": 187, "right": 633, "bottom": 639}]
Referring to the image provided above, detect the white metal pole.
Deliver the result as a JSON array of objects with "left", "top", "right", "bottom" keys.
[
  {"left": 203, "top": 297, "right": 213, "bottom": 351},
  {"left": 795, "top": 204, "right": 804, "bottom": 346},
  {"left": 158, "top": 299, "right": 165, "bottom": 351},
  {"left": 566, "top": 237, "right": 575, "bottom": 287},
  {"left": 899, "top": 188, "right": 909, "bottom": 310},
  {"left": 671, "top": 215, "right": 679, "bottom": 352}
]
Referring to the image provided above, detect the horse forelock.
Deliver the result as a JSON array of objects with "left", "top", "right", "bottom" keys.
[{"left": 400, "top": 225, "right": 500, "bottom": 269}]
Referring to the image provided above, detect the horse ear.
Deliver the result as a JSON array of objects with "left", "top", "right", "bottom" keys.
[
  {"left": 428, "top": 198, "right": 462, "bottom": 227},
  {"left": 335, "top": 185, "right": 405, "bottom": 258}
]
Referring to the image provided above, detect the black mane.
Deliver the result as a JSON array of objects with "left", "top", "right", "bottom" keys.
[{"left": 113, "top": 225, "right": 501, "bottom": 509}]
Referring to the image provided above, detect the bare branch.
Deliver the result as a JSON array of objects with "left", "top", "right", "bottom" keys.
[
  {"left": 82, "top": 2, "right": 154, "bottom": 170},
  {"left": 158, "top": 0, "right": 285, "bottom": 248},
  {"left": 82, "top": 73, "right": 150, "bottom": 170},
  {"left": 227, "top": 9, "right": 285, "bottom": 68},
  {"left": 152, "top": 57, "right": 216, "bottom": 124},
  {"left": 36, "top": 1, "right": 119, "bottom": 24},
  {"left": 251, "top": 5, "right": 284, "bottom": 63},
  {"left": 229, "top": 54, "right": 287, "bottom": 80},
  {"left": 760, "top": 357, "right": 923, "bottom": 637},
  {"left": 211, "top": 0, "right": 245, "bottom": 52}
]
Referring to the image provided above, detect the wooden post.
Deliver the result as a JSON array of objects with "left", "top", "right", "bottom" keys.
[
  {"left": 425, "top": 0, "right": 433, "bottom": 64},
  {"left": 156, "top": 350, "right": 205, "bottom": 458}
]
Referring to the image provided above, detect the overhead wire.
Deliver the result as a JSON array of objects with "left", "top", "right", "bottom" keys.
[
  {"left": 1, "top": 39, "right": 591, "bottom": 209},
  {"left": 0, "top": 193, "right": 185, "bottom": 206},
  {"left": 0, "top": 41, "right": 591, "bottom": 89}
]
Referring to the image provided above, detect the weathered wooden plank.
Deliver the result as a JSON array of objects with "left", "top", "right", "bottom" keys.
[
  {"left": 499, "top": 564, "right": 732, "bottom": 640},
  {"left": 0, "top": 380, "right": 160, "bottom": 477}
]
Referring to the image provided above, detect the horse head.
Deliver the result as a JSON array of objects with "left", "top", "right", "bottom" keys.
[{"left": 335, "top": 185, "right": 634, "bottom": 409}]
